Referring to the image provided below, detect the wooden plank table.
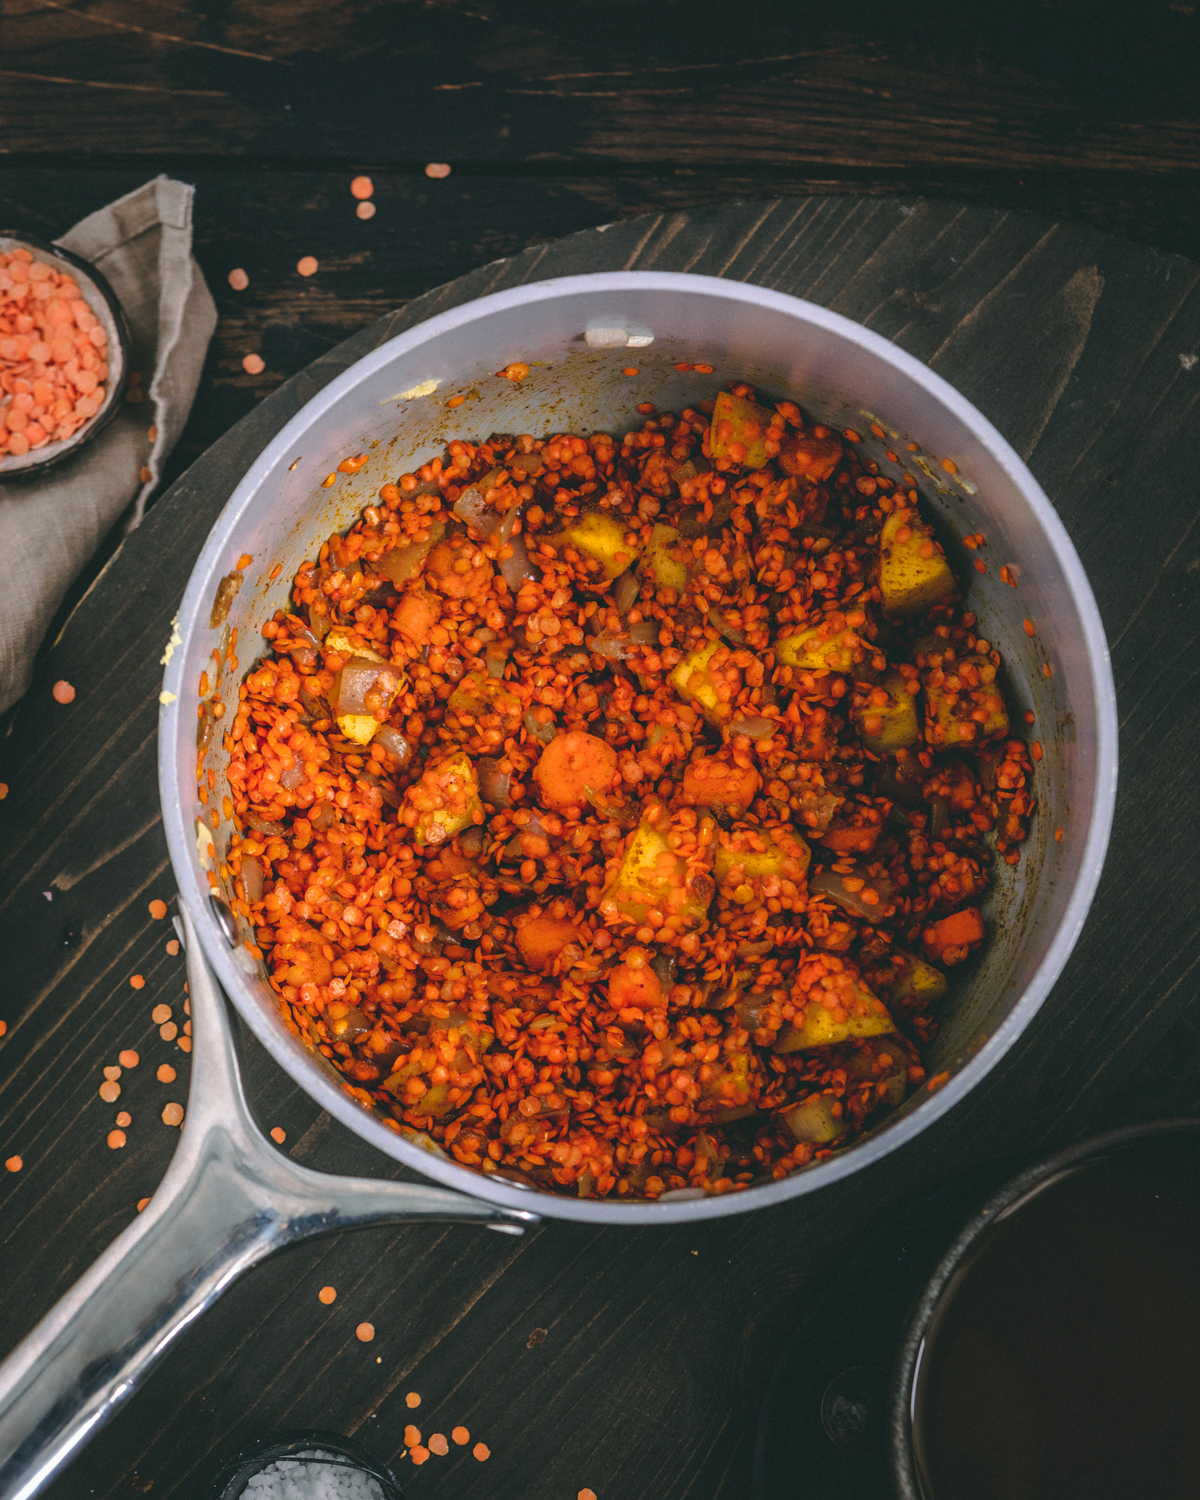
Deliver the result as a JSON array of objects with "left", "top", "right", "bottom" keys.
[{"left": 2, "top": 193, "right": 1200, "bottom": 1500}]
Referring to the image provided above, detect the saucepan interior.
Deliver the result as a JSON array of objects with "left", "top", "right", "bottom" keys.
[{"left": 158, "top": 271, "right": 1117, "bottom": 1224}]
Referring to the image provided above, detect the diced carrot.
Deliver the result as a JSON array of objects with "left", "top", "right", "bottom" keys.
[
  {"left": 608, "top": 959, "right": 662, "bottom": 1010},
  {"left": 534, "top": 732, "right": 618, "bottom": 812},
  {"left": 393, "top": 590, "right": 441, "bottom": 643},
  {"left": 515, "top": 915, "right": 580, "bottom": 972},
  {"left": 929, "top": 907, "right": 984, "bottom": 952}
]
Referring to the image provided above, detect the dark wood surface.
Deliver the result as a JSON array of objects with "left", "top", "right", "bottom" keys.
[
  {"left": 3, "top": 193, "right": 1200, "bottom": 1500},
  {"left": 3, "top": 6, "right": 1200, "bottom": 1497}
]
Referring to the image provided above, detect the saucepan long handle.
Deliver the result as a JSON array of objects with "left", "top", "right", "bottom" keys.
[{"left": 0, "top": 911, "right": 536, "bottom": 1500}]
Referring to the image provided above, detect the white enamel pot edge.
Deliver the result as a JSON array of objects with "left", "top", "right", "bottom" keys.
[{"left": 159, "top": 269, "right": 1118, "bottom": 1225}]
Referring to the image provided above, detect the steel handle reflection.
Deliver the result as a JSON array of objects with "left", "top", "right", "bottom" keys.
[{"left": 0, "top": 908, "right": 536, "bottom": 1500}]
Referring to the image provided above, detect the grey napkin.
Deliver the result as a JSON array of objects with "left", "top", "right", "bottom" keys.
[{"left": 0, "top": 175, "right": 217, "bottom": 715}]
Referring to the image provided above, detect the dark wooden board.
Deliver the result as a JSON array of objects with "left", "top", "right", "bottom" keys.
[{"left": 3, "top": 195, "right": 1200, "bottom": 1500}]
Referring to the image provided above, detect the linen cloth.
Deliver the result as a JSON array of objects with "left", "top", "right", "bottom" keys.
[{"left": 0, "top": 176, "right": 217, "bottom": 714}]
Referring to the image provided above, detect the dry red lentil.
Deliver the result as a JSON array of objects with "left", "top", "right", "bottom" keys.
[
  {"left": 137, "top": 1196, "right": 150, "bottom": 1211},
  {"left": 119, "top": 1048, "right": 140, "bottom": 1067},
  {"left": 115, "top": 1111, "right": 131, "bottom": 1127},
  {"left": 161, "top": 1102, "right": 184, "bottom": 1127},
  {"left": 451, "top": 1427, "right": 470, "bottom": 1446},
  {"left": 5, "top": 1155, "right": 22, "bottom": 1172},
  {"left": 319, "top": 1285, "right": 337, "bottom": 1304},
  {"left": 473, "top": 1444, "right": 490, "bottom": 1462},
  {"left": 355, "top": 1321, "right": 375, "bottom": 1341},
  {"left": 166, "top": 939, "right": 181, "bottom": 956},
  {"left": 129, "top": 974, "right": 145, "bottom": 990},
  {"left": 222, "top": 384, "right": 1034, "bottom": 1201},
  {"left": 271, "top": 1125, "right": 287, "bottom": 1143},
  {"left": 405, "top": 1393, "right": 421, "bottom": 1409}
]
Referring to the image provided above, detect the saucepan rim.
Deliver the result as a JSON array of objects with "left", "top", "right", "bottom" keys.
[{"left": 158, "top": 269, "right": 1118, "bottom": 1224}]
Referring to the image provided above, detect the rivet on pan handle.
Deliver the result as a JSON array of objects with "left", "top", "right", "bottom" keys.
[{"left": 0, "top": 908, "right": 537, "bottom": 1500}]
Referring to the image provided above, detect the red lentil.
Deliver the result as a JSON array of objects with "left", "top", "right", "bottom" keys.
[
  {"left": 228, "top": 268, "right": 249, "bottom": 291},
  {"left": 115, "top": 1111, "right": 132, "bottom": 1128},
  {"left": 148, "top": 899, "right": 168, "bottom": 920},
  {"left": 151, "top": 1004, "right": 171, "bottom": 1023},
  {"left": 271, "top": 1126, "right": 287, "bottom": 1143},
  {"left": 137, "top": 1196, "right": 150, "bottom": 1211},
  {"left": 118, "top": 1049, "right": 140, "bottom": 1067},
  {"left": 221, "top": 383, "right": 1035, "bottom": 1200},
  {"left": 4, "top": 1155, "right": 21, "bottom": 1172},
  {"left": 296, "top": 257, "right": 319, "bottom": 278},
  {"left": 161, "top": 1103, "right": 184, "bottom": 1127},
  {"left": 428, "top": 1434, "right": 449, "bottom": 1456},
  {"left": 319, "top": 1285, "right": 337, "bottom": 1304},
  {"left": 0, "top": 247, "right": 110, "bottom": 461},
  {"left": 52, "top": 680, "right": 75, "bottom": 704},
  {"left": 473, "top": 1444, "right": 490, "bottom": 1462},
  {"left": 107, "top": 1129, "right": 127, "bottom": 1149},
  {"left": 451, "top": 1427, "right": 470, "bottom": 1445},
  {"left": 129, "top": 974, "right": 145, "bottom": 990},
  {"left": 405, "top": 1393, "right": 421, "bottom": 1409},
  {"left": 157, "top": 1064, "right": 176, "bottom": 1082}
]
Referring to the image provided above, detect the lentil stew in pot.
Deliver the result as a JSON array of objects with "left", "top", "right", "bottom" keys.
[{"left": 219, "top": 384, "right": 1034, "bottom": 1200}]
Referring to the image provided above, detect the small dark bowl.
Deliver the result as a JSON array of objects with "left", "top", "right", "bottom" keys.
[
  {"left": 889, "top": 1117, "right": 1200, "bottom": 1499},
  {"left": 0, "top": 231, "right": 131, "bottom": 482},
  {"left": 206, "top": 1428, "right": 405, "bottom": 1500}
]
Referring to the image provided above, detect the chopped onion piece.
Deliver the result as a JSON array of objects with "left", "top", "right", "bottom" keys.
[
  {"left": 477, "top": 756, "right": 512, "bottom": 809},
  {"left": 241, "top": 855, "right": 264, "bottom": 904},
  {"left": 708, "top": 604, "right": 747, "bottom": 646},
  {"left": 337, "top": 657, "right": 399, "bottom": 717},
  {"left": 245, "top": 812, "right": 285, "bottom": 836},
  {"left": 499, "top": 531, "right": 538, "bottom": 590},
  {"left": 280, "top": 762, "right": 306, "bottom": 790},
  {"left": 727, "top": 716, "right": 776, "bottom": 740},
  {"left": 628, "top": 619, "right": 659, "bottom": 645},
  {"left": 613, "top": 569, "right": 639, "bottom": 616},
  {"left": 375, "top": 725, "right": 413, "bottom": 767},
  {"left": 377, "top": 521, "right": 444, "bottom": 585},
  {"left": 524, "top": 708, "right": 556, "bottom": 745},
  {"left": 809, "top": 868, "right": 896, "bottom": 919},
  {"left": 498, "top": 501, "right": 522, "bottom": 544},
  {"left": 453, "top": 485, "right": 504, "bottom": 540}
]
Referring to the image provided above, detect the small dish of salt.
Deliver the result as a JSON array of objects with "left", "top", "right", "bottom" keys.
[{"left": 207, "top": 1431, "right": 404, "bottom": 1500}]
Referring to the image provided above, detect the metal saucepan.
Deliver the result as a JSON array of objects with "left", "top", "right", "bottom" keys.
[{"left": 0, "top": 271, "right": 1118, "bottom": 1496}]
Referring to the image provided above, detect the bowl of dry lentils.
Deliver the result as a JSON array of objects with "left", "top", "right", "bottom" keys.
[{"left": 0, "top": 232, "right": 129, "bottom": 478}]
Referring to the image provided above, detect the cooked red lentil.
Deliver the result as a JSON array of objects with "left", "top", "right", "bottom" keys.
[{"left": 222, "top": 384, "right": 1034, "bottom": 1200}]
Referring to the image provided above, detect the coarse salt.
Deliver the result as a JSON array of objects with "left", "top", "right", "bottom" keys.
[{"left": 240, "top": 1450, "right": 385, "bottom": 1500}]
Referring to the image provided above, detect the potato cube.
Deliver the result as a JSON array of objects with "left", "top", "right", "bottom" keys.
[
  {"left": 553, "top": 510, "right": 641, "bottom": 581},
  {"left": 601, "top": 810, "right": 715, "bottom": 931},
  {"left": 850, "top": 671, "right": 921, "bottom": 755},
  {"left": 669, "top": 637, "right": 743, "bottom": 726},
  {"left": 923, "top": 654, "right": 1010, "bottom": 747},
  {"left": 402, "top": 750, "right": 482, "bottom": 847},
  {"left": 776, "top": 613, "right": 868, "bottom": 675},
  {"left": 774, "top": 968, "right": 894, "bottom": 1053},
  {"left": 879, "top": 507, "right": 957, "bottom": 619},
  {"left": 639, "top": 523, "right": 689, "bottom": 591},
  {"left": 886, "top": 950, "right": 949, "bottom": 1008},
  {"left": 715, "top": 826, "right": 811, "bottom": 889},
  {"left": 708, "top": 390, "right": 772, "bottom": 469}
]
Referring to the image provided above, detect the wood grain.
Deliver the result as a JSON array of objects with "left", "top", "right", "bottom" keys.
[{"left": 3, "top": 192, "right": 1200, "bottom": 1500}]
